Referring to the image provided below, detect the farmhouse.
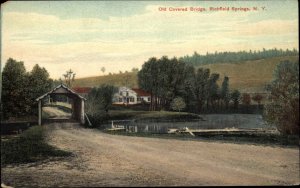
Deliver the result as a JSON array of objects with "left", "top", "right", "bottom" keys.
[{"left": 113, "top": 87, "right": 151, "bottom": 105}]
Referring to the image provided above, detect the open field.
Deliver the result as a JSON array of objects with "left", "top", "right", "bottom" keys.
[
  {"left": 1, "top": 122, "right": 299, "bottom": 187},
  {"left": 200, "top": 55, "right": 299, "bottom": 92},
  {"left": 73, "top": 72, "right": 138, "bottom": 88},
  {"left": 72, "top": 56, "right": 298, "bottom": 93}
]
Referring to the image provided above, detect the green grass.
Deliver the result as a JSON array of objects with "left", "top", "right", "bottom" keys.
[{"left": 1, "top": 126, "right": 72, "bottom": 166}]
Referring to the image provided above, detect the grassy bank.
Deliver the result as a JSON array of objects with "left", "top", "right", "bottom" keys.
[
  {"left": 1, "top": 126, "right": 72, "bottom": 166},
  {"left": 104, "top": 130, "right": 299, "bottom": 147},
  {"left": 108, "top": 110, "right": 202, "bottom": 122}
]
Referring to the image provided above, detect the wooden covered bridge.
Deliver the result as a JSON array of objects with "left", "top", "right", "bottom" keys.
[{"left": 36, "top": 84, "right": 87, "bottom": 125}]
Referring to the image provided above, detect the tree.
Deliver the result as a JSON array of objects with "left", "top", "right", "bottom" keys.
[
  {"left": 207, "top": 73, "right": 220, "bottom": 109},
  {"left": 28, "top": 64, "right": 53, "bottom": 114},
  {"left": 170, "top": 97, "right": 186, "bottom": 112},
  {"left": 86, "top": 84, "right": 117, "bottom": 120},
  {"left": 221, "top": 76, "right": 230, "bottom": 109},
  {"left": 2, "top": 58, "right": 30, "bottom": 118},
  {"left": 138, "top": 57, "right": 159, "bottom": 111},
  {"left": 101, "top": 67, "right": 106, "bottom": 75},
  {"left": 195, "top": 68, "right": 210, "bottom": 112},
  {"left": 231, "top": 90, "right": 241, "bottom": 109},
  {"left": 264, "top": 60, "right": 299, "bottom": 135},
  {"left": 63, "top": 69, "right": 75, "bottom": 87},
  {"left": 97, "top": 84, "right": 117, "bottom": 114},
  {"left": 86, "top": 88, "right": 104, "bottom": 117},
  {"left": 1, "top": 58, "right": 54, "bottom": 119}
]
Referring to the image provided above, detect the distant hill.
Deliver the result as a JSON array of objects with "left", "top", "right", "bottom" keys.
[
  {"left": 73, "top": 55, "right": 299, "bottom": 93},
  {"left": 199, "top": 55, "right": 299, "bottom": 93},
  {"left": 73, "top": 72, "right": 138, "bottom": 88}
]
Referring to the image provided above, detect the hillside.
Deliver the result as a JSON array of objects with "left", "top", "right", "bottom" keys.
[
  {"left": 73, "top": 56, "right": 298, "bottom": 93},
  {"left": 199, "top": 55, "right": 299, "bottom": 92},
  {"left": 73, "top": 72, "right": 138, "bottom": 88}
]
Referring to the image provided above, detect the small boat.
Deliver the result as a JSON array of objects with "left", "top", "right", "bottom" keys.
[
  {"left": 106, "top": 127, "right": 126, "bottom": 131},
  {"left": 167, "top": 128, "right": 178, "bottom": 134}
]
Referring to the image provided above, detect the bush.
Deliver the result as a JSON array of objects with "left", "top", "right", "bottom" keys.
[
  {"left": 264, "top": 60, "right": 299, "bottom": 135},
  {"left": 170, "top": 97, "right": 186, "bottom": 112}
]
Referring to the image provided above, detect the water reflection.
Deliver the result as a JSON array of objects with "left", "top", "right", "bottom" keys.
[{"left": 103, "top": 114, "right": 269, "bottom": 134}]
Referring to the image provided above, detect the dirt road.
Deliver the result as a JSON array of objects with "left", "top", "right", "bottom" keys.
[
  {"left": 42, "top": 106, "right": 71, "bottom": 119},
  {"left": 2, "top": 123, "right": 299, "bottom": 187}
]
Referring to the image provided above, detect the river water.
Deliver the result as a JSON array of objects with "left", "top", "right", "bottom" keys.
[{"left": 103, "top": 114, "right": 271, "bottom": 134}]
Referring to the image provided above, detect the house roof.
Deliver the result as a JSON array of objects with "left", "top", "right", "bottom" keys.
[
  {"left": 131, "top": 88, "right": 151, "bottom": 96},
  {"left": 72, "top": 87, "right": 92, "bottom": 94},
  {"left": 36, "top": 84, "right": 86, "bottom": 101}
]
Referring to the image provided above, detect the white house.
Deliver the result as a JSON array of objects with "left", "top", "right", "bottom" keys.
[{"left": 113, "top": 87, "right": 151, "bottom": 105}]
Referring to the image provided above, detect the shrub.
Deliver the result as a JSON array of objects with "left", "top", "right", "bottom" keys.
[
  {"left": 264, "top": 60, "right": 299, "bottom": 135},
  {"left": 170, "top": 97, "right": 186, "bottom": 112}
]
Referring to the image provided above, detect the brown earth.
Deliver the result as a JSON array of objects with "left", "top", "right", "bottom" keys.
[
  {"left": 1, "top": 122, "right": 299, "bottom": 187},
  {"left": 42, "top": 106, "right": 71, "bottom": 119}
]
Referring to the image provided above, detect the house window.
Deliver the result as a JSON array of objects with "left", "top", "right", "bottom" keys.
[
  {"left": 147, "top": 97, "right": 150, "bottom": 102},
  {"left": 137, "top": 97, "right": 141, "bottom": 102},
  {"left": 126, "top": 92, "right": 129, "bottom": 96},
  {"left": 130, "top": 97, "right": 134, "bottom": 102},
  {"left": 119, "top": 98, "right": 123, "bottom": 102}
]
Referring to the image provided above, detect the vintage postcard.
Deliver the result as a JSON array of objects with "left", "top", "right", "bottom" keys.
[{"left": 0, "top": 0, "right": 299, "bottom": 187}]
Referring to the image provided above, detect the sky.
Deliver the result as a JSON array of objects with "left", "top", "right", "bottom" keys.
[{"left": 1, "top": 0, "right": 298, "bottom": 79}]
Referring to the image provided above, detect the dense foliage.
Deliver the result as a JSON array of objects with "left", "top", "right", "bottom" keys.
[
  {"left": 180, "top": 48, "right": 298, "bottom": 66},
  {"left": 85, "top": 84, "right": 117, "bottom": 126},
  {"left": 138, "top": 56, "right": 241, "bottom": 113},
  {"left": 1, "top": 58, "right": 53, "bottom": 119},
  {"left": 264, "top": 60, "right": 299, "bottom": 135}
]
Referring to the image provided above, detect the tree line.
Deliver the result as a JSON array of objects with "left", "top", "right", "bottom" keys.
[
  {"left": 1, "top": 58, "right": 53, "bottom": 119},
  {"left": 180, "top": 48, "right": 299, "bottom": 66},
  {"left": 138, "top": 56, "right": 241, "bottom": 113}
]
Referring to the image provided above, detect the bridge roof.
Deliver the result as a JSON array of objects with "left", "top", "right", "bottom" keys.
[{"left": 36, "top": 84, "right": 87, "bottom": 101}]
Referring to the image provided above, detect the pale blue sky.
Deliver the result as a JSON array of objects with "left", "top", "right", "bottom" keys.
[{"left": 1, "top": 0, "right": 298, "bottom": 79}]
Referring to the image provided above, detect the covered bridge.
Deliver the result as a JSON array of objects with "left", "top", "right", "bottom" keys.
[{"left": 36, "top": 84, "right": 87, "bottom": 125}]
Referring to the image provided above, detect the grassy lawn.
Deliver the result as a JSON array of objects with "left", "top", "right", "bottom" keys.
[{"left": 1, "top": 126, "right": 72, "bottom": 166}]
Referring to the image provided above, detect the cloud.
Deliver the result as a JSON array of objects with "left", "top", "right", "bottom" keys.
[
  {"left": 230, "top": 19, "right": 298, "bottom": 36},
  {"left": 2, "top": 3, "right": 298, "bottom": 79}
]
